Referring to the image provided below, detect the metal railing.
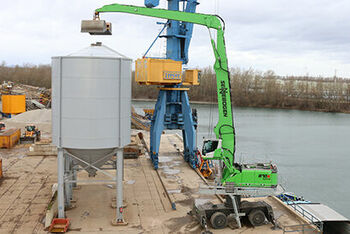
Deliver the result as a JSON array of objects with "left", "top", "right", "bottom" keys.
[
  {"left": 282, "top": 223, "right": 320, "bottom": 233},
  {"left": 278, "top": 194, "right": 323, "bottom": 233}
]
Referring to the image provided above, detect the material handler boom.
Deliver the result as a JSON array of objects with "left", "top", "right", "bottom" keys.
[{"left": 84, "top": 3, "right": 277, "bottom": 188}]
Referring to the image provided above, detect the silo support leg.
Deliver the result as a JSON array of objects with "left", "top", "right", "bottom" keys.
[
  {"left": 64, "top": 156, "right": 73, "bottom": 208},
  {"left": 57, "top": 148, "right": 65, "bottom": 218},
  {"left": 113, "top": 148, "right": 127, "bottom": 225},
  {"left": 72, "top": 165, "right": 77, "bottom": 188}
]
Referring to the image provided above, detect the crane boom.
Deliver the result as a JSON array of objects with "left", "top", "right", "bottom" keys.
[
  {"left": 88, "top": 3, "right": 277, "bottom": 187},
  {"left": 96, "top": 4, "right": 222, "bottom": 29},
  {"left": 96, "top": 3, "right": 235, "bottom": 165}
]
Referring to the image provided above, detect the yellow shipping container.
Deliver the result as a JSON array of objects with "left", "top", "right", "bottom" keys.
[
  {"left": 135, "top": 58, "right": 182, "bottom": 85},
  {"left": 0, "top": 128, "right": 21, "bottom": 149},
  {"left": 2, "top": 95, "right": 26, "bottom": 114}
]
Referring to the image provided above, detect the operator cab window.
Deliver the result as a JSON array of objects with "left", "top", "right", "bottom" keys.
[{"left": 202, "top": 140, "right": 219, "bottom": 155}]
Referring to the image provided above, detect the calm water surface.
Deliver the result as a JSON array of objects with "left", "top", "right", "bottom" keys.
[{"left": 133, "top": 100, "right": 350, "bottom": 218}]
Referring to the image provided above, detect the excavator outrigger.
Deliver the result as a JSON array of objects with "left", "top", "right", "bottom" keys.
[{"left": 82, "top": 3, "right": 280, "bottom": 230}]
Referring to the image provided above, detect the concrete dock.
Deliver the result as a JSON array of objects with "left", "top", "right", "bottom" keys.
[{"left": 0, "top": 132, "right": 315, "bottom": 233}]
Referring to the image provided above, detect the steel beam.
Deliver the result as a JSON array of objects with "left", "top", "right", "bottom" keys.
[
  {"left": 57, "top": 148, "right": 65, "bottom": 218},
  {"left": 116, "top": 148, "right": 125, "bottom": 223}
]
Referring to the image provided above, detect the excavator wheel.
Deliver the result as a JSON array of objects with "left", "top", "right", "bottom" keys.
[
  {"left": 210, "top": 212, "right": 227, "bottom": 229},
  {"left": 248, "top": 209, "right": 266, "bottom": 226}
]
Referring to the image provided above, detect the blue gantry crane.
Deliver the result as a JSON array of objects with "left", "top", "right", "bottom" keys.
[{"left": 143, "top": 0, "right": 200, "bottom": 169}]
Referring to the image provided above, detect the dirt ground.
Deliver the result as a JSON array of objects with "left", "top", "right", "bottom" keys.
[{"left": 0, "top": 132, "right": 311, "bottom": 234}]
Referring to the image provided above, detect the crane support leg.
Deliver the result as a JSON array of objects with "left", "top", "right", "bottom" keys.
[
  {"left": 150, "top": 89, "right": 198, "bottom": 169},
  {"left": 181, "top": 91, "right": 197, "bottom": 168},
  {"left": 150, "top": 91, "right": 166, "bottom": 169}
]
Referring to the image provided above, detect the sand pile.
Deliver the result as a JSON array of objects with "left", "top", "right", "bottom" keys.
[{"left": 7, "top": 109, "right": 51, "bottom": 123}]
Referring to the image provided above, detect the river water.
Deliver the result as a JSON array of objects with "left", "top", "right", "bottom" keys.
[{"left": 133, "top": 100, "right": 350, "bottom": 218}]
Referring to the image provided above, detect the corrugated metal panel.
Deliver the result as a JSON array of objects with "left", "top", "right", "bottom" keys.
[
  {"left": 51, "top": 43, "right": 131, "bottom": 150},
  {"left": 298, "top": 204, "right": 349, "bottom": 222},
  {"left": 51, "top": 43, "right": 132, "bottom": 175}
]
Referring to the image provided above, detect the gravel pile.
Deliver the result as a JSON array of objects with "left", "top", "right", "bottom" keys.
[
  {"left": 7, "top": 109, "right": 51, "bottom": 123},
  {"left": 4, "top": 109, "right": 52, "bottom": 134}
]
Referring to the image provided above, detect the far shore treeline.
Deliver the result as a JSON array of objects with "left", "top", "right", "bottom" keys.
[{"left": 1, "top": 62, "right": 350, "bottom": 113}]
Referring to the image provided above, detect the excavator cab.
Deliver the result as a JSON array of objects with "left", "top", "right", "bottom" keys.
[
  {"left": 197, "top": 139, "right": 222, "bottom": 179},
  {"left": 25, "top": 125, "right": 36, "bottom": 134},
  {"left": 202, "top": 139, "right": 221, "bottom": 157}
]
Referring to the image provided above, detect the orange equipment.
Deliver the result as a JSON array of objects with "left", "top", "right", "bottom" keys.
[
  {"left": 39, "top": 89, "right": 51, "bottom": 107},
  {"left": 135, "top": 58, "right": 183, "bottom": 85},
  {"left": 49, "top": 218, "right": 70, "bottom": 233},
  {"left": 196, "top": 150, "right": 213, "bottom": 179},
  {"left": 182, "top": 69, "right": 200, "bottom": 86},
  {"left": 0, "top": 128, "right": 21, "bottom": 149},
  {"left": 20, "top": 125, "right": 41, "bottom": 144},
  {"left": 1, "top": 95, "right": 26, "bottom": 114}
]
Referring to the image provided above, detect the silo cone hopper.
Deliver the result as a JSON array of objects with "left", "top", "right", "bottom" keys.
[
  {"left": 66, "top": 148, "right": 116, "bottom": 177},
  {"left": 81, "top": 19, "right": 112, "bottom": 35}
]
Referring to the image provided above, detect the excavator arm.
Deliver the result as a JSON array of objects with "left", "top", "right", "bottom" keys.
[
  {"left": 95, "top": 4, "right": 222, "bottom": 29},
  {"left": 90, "top": 4, "right": 237, "bottom": 174}
]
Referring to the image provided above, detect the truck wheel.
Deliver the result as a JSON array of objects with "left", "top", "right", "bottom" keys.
[
  {"left": 248, "top": 209, "right": 266, "bottom": 226},
  {"left": 240, "top": 200, "right": 249, "bottom": 208},
  {"left": 210, "top": 212, "right": 227, "bottom": 229}
]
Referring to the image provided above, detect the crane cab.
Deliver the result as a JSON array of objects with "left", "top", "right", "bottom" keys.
[{"left": 202, "top": 139, "right": 221, "bottom": 158}]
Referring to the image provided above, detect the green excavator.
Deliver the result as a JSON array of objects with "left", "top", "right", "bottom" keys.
[
  {"left": 82, "top": 3, "right": 279, "bottom": 230},
  {"left": 82, "top": 3, "right": 278, "bottom": 188}
]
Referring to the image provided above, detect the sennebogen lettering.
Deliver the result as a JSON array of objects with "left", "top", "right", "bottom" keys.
[{"left": 220, "top": 81, "right": 228, "bottom": 117}]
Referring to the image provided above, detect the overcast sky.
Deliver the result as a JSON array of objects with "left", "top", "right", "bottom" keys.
[{"left": 1, "top": 0, "right": 350, "bottom": 77}]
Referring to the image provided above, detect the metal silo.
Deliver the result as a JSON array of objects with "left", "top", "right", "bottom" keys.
[{"left": 52, "top": 42, "right": 132, "bottom": 221}]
